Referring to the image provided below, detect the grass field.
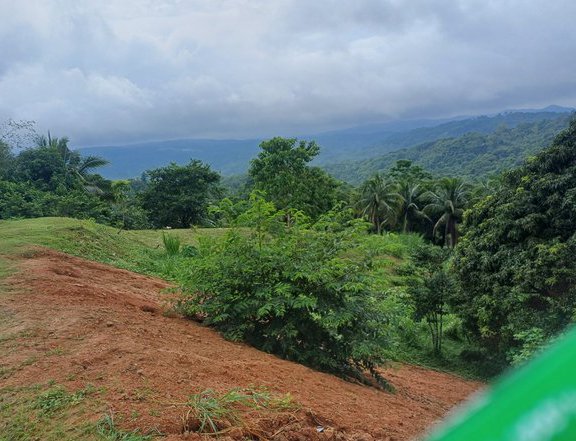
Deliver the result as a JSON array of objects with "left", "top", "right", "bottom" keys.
[{"left": 0, "top": 217, "right": 229, "bottom": 281}]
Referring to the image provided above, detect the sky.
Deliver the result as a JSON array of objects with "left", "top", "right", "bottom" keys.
[{"left": 1, "top": 0, "right": 575, "bottom": 146}]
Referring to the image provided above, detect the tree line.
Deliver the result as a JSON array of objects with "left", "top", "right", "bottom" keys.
[{"left": 0, "top": 128, "right": 479, "bottom": 248}]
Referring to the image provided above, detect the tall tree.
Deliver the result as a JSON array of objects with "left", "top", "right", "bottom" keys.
[
  {"left": 249, "top": 137, "right": 339, "bottom": 221},
  {"left": 140, "top": 160, "right": 222, "bottom": 228},
  {"left": 14, "top": 133, "right": 108, "bottom": 192},
  {"left": 454, "top": 118, "right": 576, "bottom": 360},
  {"left": 358, "top": 174, "right": 399, "bottom": 234},
  {"left": 35, "top": 133, "right": 109, "bottom": 189},
  {"left": 396, "top": 181, "right": 428, "bottom": 233},
  {"left": 407, "top": 244, "right": 454, "bottom": 355},
  {"left": 424, "top": 178, "right": 469, "bottom": 247}
]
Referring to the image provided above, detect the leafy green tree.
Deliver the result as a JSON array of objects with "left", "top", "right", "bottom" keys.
[
  {"left": 140, "top": 160, "right": 222, "bottom": 228},
  {"left": 249, "top": 137, "right": 339, "bottom": 221},
  {"left": 106, "top": 180, "right": 150, "bottom": 230},
  {"left": 424, "top": 178, "right": 470, "bottom": 247},
  {"left": 35, "top": 133, "right": 109, "bottom": 191},
  {"left": 453, "top": 119, "right": 576, "bottom": 361},
  {"left": 387, "top": 160, "right": 433, "bottom": 184},
  {"left": 406, "top": 245, "right": 454, "bottom": 354},
  {"left": 14, "top": 133, "right": 108, "bottom": 192},
  {"left": 357, "top": 174, "right": 399, "bottom": 234}
]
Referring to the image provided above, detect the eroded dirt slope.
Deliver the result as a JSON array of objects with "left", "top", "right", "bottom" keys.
[{"left": 0, "top": 248, "right": 481, "bottom": 440}]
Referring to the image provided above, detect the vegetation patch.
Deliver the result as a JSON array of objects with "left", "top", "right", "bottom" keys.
[
  {"left": 181, "top": 387, "right": 299, "bottom": 437},
  {"left": 0, "top": 383, "right": 102, "bottom": 441}
]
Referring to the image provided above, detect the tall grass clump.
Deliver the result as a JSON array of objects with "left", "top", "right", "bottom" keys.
[
  {"left": 162, "top": 232, "right": 181, "bottom": 256},
  {"left": 182, "top": 387, "right": 298, "bottom": 434}
]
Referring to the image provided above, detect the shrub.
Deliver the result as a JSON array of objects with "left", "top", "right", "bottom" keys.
[
  {"left": 181, "top": 244, "right": 199, "bottom": 257},
  {"left": 176, "top": 198, "right": 403, "bottom": 388}
]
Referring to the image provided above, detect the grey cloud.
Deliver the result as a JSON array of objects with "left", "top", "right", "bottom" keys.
[{"left": 0, "top": 0, "right": 575, "bottom": 146}]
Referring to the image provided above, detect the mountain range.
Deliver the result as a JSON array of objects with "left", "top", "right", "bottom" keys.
[{"left": 77, "top": 106, "right": 575, "bottom": 182}]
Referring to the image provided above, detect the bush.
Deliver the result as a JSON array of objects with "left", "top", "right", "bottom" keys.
[
  {"left": 181, "top": 244, "right": 199, "bottom": 257},
  {"left": 176, "top": 199, "right": 403, "bottom": 388}
]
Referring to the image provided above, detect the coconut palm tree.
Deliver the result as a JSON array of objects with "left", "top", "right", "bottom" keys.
[
  {"left": 358, "top": 174, "right": 399, "bottom": 234},
  {"left": 36, "top": 132, "right": 108, "bottom": 190},
  {"left": 424, "top": 177, "right": 470, "bottom": 247},
  {"left": 396, "top": 181, "right": 429, "bottom": 233}
]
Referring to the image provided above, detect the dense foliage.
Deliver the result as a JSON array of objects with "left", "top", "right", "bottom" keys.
[
  {"left": 404, "top": 244, "right": 454, "bottom": 354},
  {"left": 140, "top": 160, "right": 222, "bottom": 228},
  {"left": 0, "top": 133, "right": 114, "bottom": 222},
  {"left": 454, "top": 119, "right": 576, "bottom": 362},
  {"left": 176, "top": 196, "right": 412, "bottom": 387},
  {"left": 249, "top": 137, "right": 340, "bottom": 220}
]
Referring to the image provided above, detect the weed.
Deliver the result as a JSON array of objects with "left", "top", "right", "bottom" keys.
[
  {"left": 34, "top": 386, "right": 89, "bottom": 415},
  {"left": 183, "top": 387, "right": 298, "bottom": 434},
  {"left": 46, "top": 346, "right": 67, "bottom": 356},
  {"left": 0, "top": 383, "right": 105, "bottom": 441},
  {"left": 0, "top": 365, "right": 14, "bottom": 379},
  {"left": 132, "top": 387, "right": 154, "bottom": 402},
  {"left": 96, "top": 413, "right": 153, "bottom": 441},
  {"left": 162, "top": 233, "right": 181, "bottom": 256}
]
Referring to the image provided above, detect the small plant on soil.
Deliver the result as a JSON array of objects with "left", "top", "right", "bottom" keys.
[
  {"left": 33, "top": 385, "right": 92, "bottom": 415},
  {"left": 96, "top": 412, "right": 153, "bottom": 441},
  {"left": 182, "top": 387, "right": 299, "bottom": 436}
]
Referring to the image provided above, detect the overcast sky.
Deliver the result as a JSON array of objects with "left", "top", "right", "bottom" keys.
[{"left": 1, "top": 0, "right": 575, "bottom": 146}]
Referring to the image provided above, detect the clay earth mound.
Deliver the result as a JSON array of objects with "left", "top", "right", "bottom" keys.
[{"left": 0, "top": 248, "right": 481, "bottom": 440}]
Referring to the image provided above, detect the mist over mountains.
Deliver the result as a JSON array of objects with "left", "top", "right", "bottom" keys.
[{"left": 78, "top": 106, "right": 574, "bottom": 181}]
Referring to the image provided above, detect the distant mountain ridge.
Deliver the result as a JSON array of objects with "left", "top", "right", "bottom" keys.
[
  {"left": 77, "top": 106, "right": 574, "bottom": 180},
  {"left": 324, "top": 113, "right": 574, "bottom": 184}
]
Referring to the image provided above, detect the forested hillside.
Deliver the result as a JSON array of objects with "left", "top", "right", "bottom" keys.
[
  {"left": 79, "top": 110, "right": 573, "bottom": 179},
  {"left": 325, "top": 114, "right": 573, "bottom": 184}
]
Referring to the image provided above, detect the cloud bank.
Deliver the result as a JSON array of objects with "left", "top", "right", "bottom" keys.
[{"left": 1, "top": 0, "right": 575, "bottom": 145}]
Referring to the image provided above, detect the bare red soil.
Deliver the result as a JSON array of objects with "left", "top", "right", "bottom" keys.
[{"left": 0, "top": 249, "right": 481, "bottom": 440}]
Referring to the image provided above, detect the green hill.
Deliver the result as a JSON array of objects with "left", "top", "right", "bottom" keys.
[
  {"left": 78, "top": 109, "right": 574, "bottom": 180},
  {"left": 0, "top": 217, "right": 226, "bottom": 279},
  {"left": 324, "top": 114, "right": 574, "bottom": 184}
]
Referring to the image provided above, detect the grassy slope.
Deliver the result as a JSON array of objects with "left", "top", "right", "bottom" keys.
[
  {"left": 0, "top": 218, "right": 478, "bottom": 375},
  {"left": 0, "top": 217, "right": 229, "bottom": 279}
]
